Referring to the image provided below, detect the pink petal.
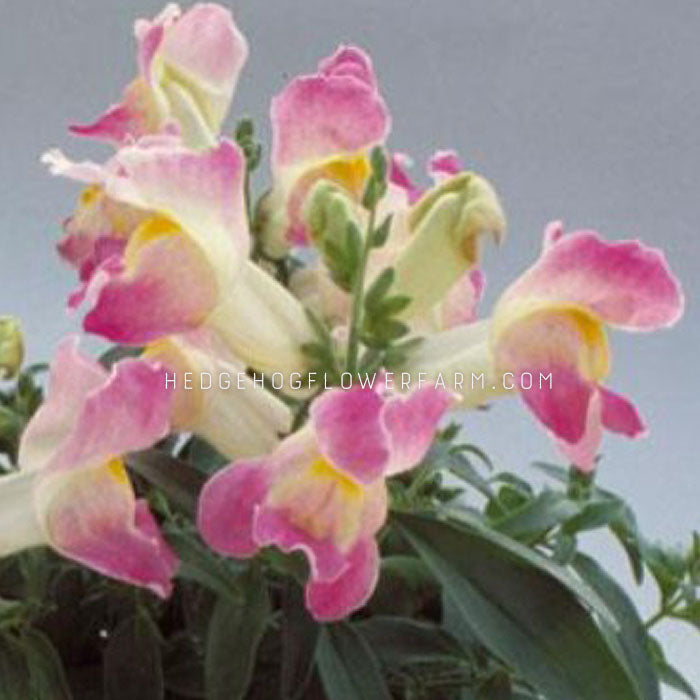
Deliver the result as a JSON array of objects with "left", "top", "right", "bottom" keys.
[
  {"left": 553, "top": 389, "right": 603, "bottom": 473},
  {"left": 39, "top": 464, "right": 177, "bottom": 597},
  {"left": 310, "top": 387, "right": 390, "bottom": 484},
  {"left": 519, "top": 365, "right": 596, "bottom": 445},
  {"left": 500, "top": 230, "right": 684, "bottom": 330},
  {"left": 105, "top": 138, "right": 250, "bottom": 263},
  {"left": 542, "top": 219, "right": 564, "bottom": 249},
  {"left": 600, "top": 385, "right": 647, "bottom": 437},
  {"left": 271, "top": 45, "right": 390, "bottom": 171},
  {"left": 197, "top": 460, "right": 269, "bottom": 557},
  {"left": 155, "top": 3, "right": 248, "bottom": 128},
  {"left": 440, "top": 268, "right": 486, "bottom": 328},
  {"left": 254, "top": 505, "right": 348, "bottom": 582},
  {"left": 83, "top": 226, "right": 218, "bottom": 343},
  {"left": 19, "top": 337, "right": 106, "bottom": 471},
  {"left": 134, "top": 4, "right": 180, "bottom": 81},
  {"left": 305, "top": 537, "right": 379, "bottom": 621},
  {"left": 318, "top": 45, "right": 376, "bottom": 85},
  {"left": 382, "top": 386, "right": 454, "bottom": 475},
  {"left": 70, "top": 79, "right": 157, "bottom": 145},
  {"left": 553, "top": 386, "right": 646, "bottom": 473},
  {"left": 389, "top": 152, "right": 422, "bottom": 204},
  {"left": 428, "top": 149, "right": 464, "bottom": 181},
  {"left": 22, "top": 339, "right": 171, "bottom": 474}
]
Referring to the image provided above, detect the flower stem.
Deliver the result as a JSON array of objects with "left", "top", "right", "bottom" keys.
[
  {"left": 644, "top": 592, "right": 683, "bottom": 629},
  {"left": 345, "top": 205, "right": 377, "bottom": 374}
]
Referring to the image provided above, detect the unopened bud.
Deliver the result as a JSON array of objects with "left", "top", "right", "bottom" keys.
[{"left": 0, "top": 317, "right": 24, "bottom": 380}]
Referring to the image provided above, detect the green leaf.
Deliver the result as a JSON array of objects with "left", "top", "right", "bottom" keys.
[
  {"left": 370, "top": 146, "right": 388, "bottom": 182},
  {"left": 531, "top": 461, "right": 569, "bottom": 483},
  {"left": 641, "top": 540, "right": 686, "bottom": 601},
  {"left": 372, "top": 215, "right": 393, "bottom": 247},
  {"left": 373, "top": 294, "right": 412, "bottom": 318},
  {"left": 552, "top": 533, "right": 578, "bottom": 565},
  {"left": 562, "top": 498, "right": 625, "bottom": 535},
  {"left": 492, "top": 491, "right": 581, "bottom": 543},
  {"left": 367, "top": 555, "right": 438, "bottom": 616},
  {"left": 165, "top": 527, "right": 244, "bottom": 604},
  {"left": 0, "top": 598, "right": 22, "bottom": 627},
  {"left": 22, "top": 629, "right": 73, "bottom": 700},
  {"left": 104, "top": 613, "right": 164, "bottom": 700},
  {"left": 163, "top": 634, "right": 205, "bottom": 700},
  {"left": 280, "top": 582, "right": 320, "bottom": 700},
  {"left": 647, "top": 635, "right": 697, "bottom": 699},
  {"left": 316, "top": 623, "right": 391, "bottom": 700},
  {"left": 126, "top": 450, "right": 205, "bottom": 515},
  {"left": 182, "top": 436, "right": 228, "bottom": 474},
  {"left": 364, "top": 268, "right": 395, "bottom": 312},
  {"left": 362, "top": 176, "right": 379, "bottom": 209},
  {"left": 205, "top": 566, "right": 270, "bottom": 700},
  {"left": 476, "top": 671, "right": 512, "bottom": 700},
  {"left": 355, "top": 616, "right": 466, "bottom": 668},
  {"left": 0, "top": 634, "right": 31, "bottom": 700},
  {"left": 394, "top": 511, "right": 644, "bottom": 700},
  {"left": 573, "top": 554, "right": 660, "bottom": 700}
]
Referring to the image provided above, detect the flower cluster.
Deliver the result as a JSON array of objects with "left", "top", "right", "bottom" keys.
[{"left": 1, "top": 2, "right": 684, "bottom": 623}]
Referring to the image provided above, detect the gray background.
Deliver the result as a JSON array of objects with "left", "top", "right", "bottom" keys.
[{"left": 1, "top": 0, "right": 698, "bottom": 694}]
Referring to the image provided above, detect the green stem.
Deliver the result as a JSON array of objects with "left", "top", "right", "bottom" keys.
[
  {"left": 345, "top": 205, "right": 377, "bottom": 374},
  {"left": 644, "top": 592, "right": 683, "bottom": 629}
]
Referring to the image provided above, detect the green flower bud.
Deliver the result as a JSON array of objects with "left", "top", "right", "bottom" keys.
[
  {"left": 392, "top": 172, "right": 506, "bottom": 317},
  {"left": 302, "top": 180, "right": 365, "bottom": 291},
  {"left": 0, "top": 316, "right": 24, "bottom": 380}
]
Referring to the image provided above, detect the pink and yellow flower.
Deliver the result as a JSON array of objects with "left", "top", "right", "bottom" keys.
[
  {"left": 70, "top": 3, "right": 248, "bottom": 148},
  {"left": 198, "top": 382, "right": 453, "bottom": 621},
  {"left": 407, "top": 224, "right": 684, "bottom": 471},
  {"left": 0, "top": 337, "right": 177, "bottom": 596},
  {"left": 259, "top": 45, "right": 390, "bottom": 257},
  {"left": 43, "top": 136, "right": 313, "bottom": 377}
]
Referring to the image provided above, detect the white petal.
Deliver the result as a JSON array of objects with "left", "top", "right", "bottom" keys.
[{"left": 0, "top": 471, "right": 45, "bottom": 555}]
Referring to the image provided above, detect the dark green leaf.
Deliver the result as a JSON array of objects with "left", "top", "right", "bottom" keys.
[
  {"left": 126, "top": 450, "right": 205, "bottom": 515},
  {"left": 573, "top": 554, "right": 660, "bottom": 700},
  {"left": 165, "top": 527, "right": 244, "bottom": 603},
  {"left": 364, "top": 268, "right": 395, "bottom": 312},
  {"left": 205, "top": 566, "right": 270, "bottom": 700},
  {"left": 356, "top": 616, "right": 466, "bottom": 668},
  {"left": 492, "top": 491, "right": 581, "bottom": 543},
  {"left": 562, "top": 499, "right": 625, "bottom": 535},
  {"left": 370, "top": 146, "right": 388, "bottom": 182},
  {"left": 22, "top": 629, "right": 73, "bottom": 700},
  {"left": 163, "top": 634, "right": 205, "bottom": 699},
  {"left": 280, "top": 582, "right": 320, "bottom": 700},
  {"left": 395, "top": 512, "right": 643, "bottom": 700},
  {"left": 647, "top": 636, "right": 697, "bottom": 699},
  {"left": 0, "top": 634, "right": 31, "bottom": 700},
  {"left": 641, "top": 540, "right": 686, "bottom": 601},
  {"left": 183, "top": 436, "right": 228, "bottom": 474},
  {"left": 372, "top": 215, "right": 393, "bottom": 247},
  {"left": 477, "top": 670, "right": 512, "bottom": 700},
  {"left": 104, "top": 613, "right": 164, "bottom": 700},
  {"left": 373, "top": 294, "right": 412, "bottom": 318},
  {"left": 552, "top": 533, "right": 578, "bottom": 565},
  {"left": 316, "top": 623, "right": 391, "bottom": 700},
  {"left": 367, "top": 555, "right": 437, "bottom": 616}
]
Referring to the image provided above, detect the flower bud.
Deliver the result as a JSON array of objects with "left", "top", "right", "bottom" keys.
[
  {"left": 302, "top": 180, "right": 365, "bottom": 291},
  {"left": 391, "top": 172, "right": 506, "bottom": 317},
  {"left": 0, "top": 317, "right": 24, "bottom": 380}
]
